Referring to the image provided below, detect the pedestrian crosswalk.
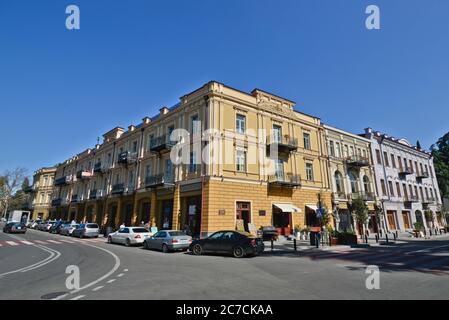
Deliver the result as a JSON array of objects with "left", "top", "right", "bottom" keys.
[{"left": 0, "top": 237, "right": 107, "bottom": 248}]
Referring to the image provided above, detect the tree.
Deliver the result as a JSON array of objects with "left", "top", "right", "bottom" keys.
[
  {"left": 0, "top": 168, "right": 28, "bottom": 218},
  {"left": 431, "top": 132, "right": 449, "bottom": 199},
  {"left": 351, "top": 198, "right": 369, "bottom": 234}
]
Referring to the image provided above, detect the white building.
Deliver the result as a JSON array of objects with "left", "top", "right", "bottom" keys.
[{"left": 361, "top": 128, "right": 444, "bottom": 233}]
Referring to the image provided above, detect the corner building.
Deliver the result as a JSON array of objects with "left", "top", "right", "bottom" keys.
[{"left": 51, "top": 81, "right": 333, "bottom": 237}]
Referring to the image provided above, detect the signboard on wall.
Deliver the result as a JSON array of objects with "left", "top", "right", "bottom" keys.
[{"left": 236, "top": 219, "right": 245, "bottom": 231}]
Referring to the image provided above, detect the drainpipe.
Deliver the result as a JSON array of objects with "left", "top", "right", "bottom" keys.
[{"left": 378, "top": 136, "right": 391, "bottom": 234}]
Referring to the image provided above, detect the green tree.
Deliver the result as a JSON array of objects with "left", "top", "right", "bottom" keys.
[
  {"left": 352, "top": 198, "right": 369, "bottom": 229},
  {"left": 431, "top": 132, "right": 449, "bottom": 199}
]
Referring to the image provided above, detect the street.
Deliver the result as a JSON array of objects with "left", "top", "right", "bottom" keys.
[{"left": 0, "top": 229, "right": 448, "bottom": 300}]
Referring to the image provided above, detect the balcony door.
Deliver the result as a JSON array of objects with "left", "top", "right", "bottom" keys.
[
  {"left": 272, "top": 124, "right": 282, "bottom": 143},
  {"left": 236, "top": 202, "right": 251, "bottom": 232},
  {"left": 275, "top": 159, "right": 284, "bottom": 177}
]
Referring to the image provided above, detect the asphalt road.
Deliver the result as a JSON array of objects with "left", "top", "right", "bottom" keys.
[{"left": 0, "top": 228, "right": 448, "bottom": 300}]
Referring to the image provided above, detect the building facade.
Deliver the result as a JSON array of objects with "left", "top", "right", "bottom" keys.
[
  {"left": 324, "top": 125, "right": 377, "bottom": 235},
  {"left": 361, "top": 128, "right": 444, "bottom": 232},
  {"left": 50, "top": 81, "right": 333, "bottom": 237},
  {"left": 26, "top": 167, "right": 57, "bottom": 220}
]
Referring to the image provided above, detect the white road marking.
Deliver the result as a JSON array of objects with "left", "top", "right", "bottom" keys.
[
  {"left": 54, "top": 243, "right": 121, "bottom": 300},
  {"left": 6, "top": 241, "right": 18, "bottom": 246},
  {"left": 117, "top": 273, "right": 124, "bottom": 278},
  {"left": 46, "top": 240, "right": 61, "bottom": 244},
  {"left": 70, "top": 295, "right": 86, "bottom": 300},
  {"left": 34, "top": 240, "right": 47, "bottom": 244},
  {"left": 21, "top": 241, "right": 34, "bottom": 245},
  {"left": 59, "top": 240, "right": 75, "bottom": 243},
  {"left": 92, "top": 286, "right": 104, "bottom": 292},
  {"left": 107, "top": 279, "right": 116, "bottom": 283},
  {"left": 123, "top": 269, "right": 129, "bottom": 272}
]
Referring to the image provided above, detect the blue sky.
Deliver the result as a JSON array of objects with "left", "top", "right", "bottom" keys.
[{"left": 1, "top": 0, "right": 448, "bottom": 176}]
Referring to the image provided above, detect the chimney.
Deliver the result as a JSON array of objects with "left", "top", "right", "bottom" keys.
[
  {"left": 142, "top": 117, "right": 151, "bottom": 124},
  {"left": 128, "top": 125, "right": 136, "bottom": 132},
  {"left": 160, "top": 107, "right": 169, "bottom": 116}
]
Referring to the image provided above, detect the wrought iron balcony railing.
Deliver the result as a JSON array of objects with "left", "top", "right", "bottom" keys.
[
  {"left": 266, "top": 135, "right": 299, "bottom": 155},
  {"left": 150, "top": 134, "right": 176, "bottom": 153},
  {"left": 145, "top": 174, "right": 174, "bottom": 188},
  {"left": 345, "top": 155, "right": 370, "bottom": 167},
  {"left": 268, "top": 173, "right": 301, "bottom": 188},
  {"left": 111, "top": 183, "right": 125, "bottom": 195}
]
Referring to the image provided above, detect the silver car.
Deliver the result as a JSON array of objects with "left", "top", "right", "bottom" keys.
[
  {"left": 72, "top": 223, "right": 100, "bottom": 238},
  {"left": 143, "top": 230, "right": 192, "bottom": 253},
  {"left": 108, "top": 227, "right": 151, "bottom": 246},
  {"left": 60, "top": 223, "right": 79, "bottom": 236}
]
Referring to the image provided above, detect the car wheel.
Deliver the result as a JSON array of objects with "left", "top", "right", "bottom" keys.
[
  {"left": 233, "top": 246, "right": 245, "bottom": 258},
  {"left": 162, "top": 244, "right": 169, "bottom": 253},
  {"left": 143, "top": 241, "right": 149, "bottom": 250},
  {"left": 108, "top": 236, "right": 112, "bottom": 244},
  {"left": 125, "top": 239, "right": 131, "bottom": 247},
  {"left": 192, "top": 244, "right": 203, "bottom": 256}
]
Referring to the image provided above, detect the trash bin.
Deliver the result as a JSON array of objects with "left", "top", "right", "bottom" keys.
[
  {"left": 104, "top": 226, "right": 113, "bottom": 237},
  {"left": 261, "top": 226, "right": 277, "bottom": 241}
]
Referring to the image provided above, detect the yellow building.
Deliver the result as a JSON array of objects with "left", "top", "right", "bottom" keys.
[
  {"left": 27, "top": 167, "right": 56, "bottom": 220},
  {"left": 51, "top": 81, "right": 333, "bottom": 237}
]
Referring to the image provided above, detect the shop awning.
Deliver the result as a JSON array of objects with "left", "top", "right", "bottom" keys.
[
  {"left": 273, "top": 203, "right": 302, "bottom": 213},
  {"left": 306, "top": 204, "right": 319, "bottom": 211}
]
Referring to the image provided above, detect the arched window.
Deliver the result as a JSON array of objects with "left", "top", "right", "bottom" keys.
[
  {"left": 348, "top": 172, "right": 358, "bottom": 193},
  {"left": 363, "top": 176, "right": 370, "bottom": 193},
  {"left": 335, "top": 171, "right": 344, "bottom": 193}
]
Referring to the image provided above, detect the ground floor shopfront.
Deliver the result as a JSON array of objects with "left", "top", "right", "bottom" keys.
[
  {"left": 51, "top": 178, "right": 333, "bottom": 238},
  {"left": 333, "top": 202, "right": 377, "bottom": 235}
]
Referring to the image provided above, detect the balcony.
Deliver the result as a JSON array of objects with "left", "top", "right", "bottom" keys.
[
  {"left": 404, "top": 195, "right": 420, "bottom": 203},
  {"left": 71, "top": 194, "right": 79, "bottom": 203},
  {"left": 350, "top": 192, "right": 376, "bottom": 202},
  {"left": 51, "top": 198, "right": 62, "bottom": 207},
  {"left": 94, "top": 162, "right": 106, "bottom": 174},
  {"left": 54, "top": 176, "right": 71, "bottom": 186},
  {"left": 267, "top": 135, "right": 298, "bottom": 155},
  {"left": 145, "top": 174, "right": 174, "bottom": 189},
  {"left": 332, "top": 192, "right": 348, "bottom": 201},
  {"left": 111, "top": 183, "right": 125, "bottom": 195},
  {"left": 76, "top": 170, "right": 93, "bottom": 180},
  {"left": 268, "top": 173, "right": 301, "bottom": 188},
  {"left": 398, "top": 166, "right": 413, "bottom": 176},
  {"left": 422, "top": 197, "right": 436, "bottom": 205},
  {"left": 23, "top": 186, "right": 36, "bottom": 194},
  {"left": 117, "top": 151, "right": 138, "bottom": 166},
  {"left": 345, "top": 155, "right": 370, "bottom": 168},
  {"left": 150, "top": 135, "right": 175, "bottom": 153},
  {"left": 416, "top": 171, "right": 430, "bottom": 179}
]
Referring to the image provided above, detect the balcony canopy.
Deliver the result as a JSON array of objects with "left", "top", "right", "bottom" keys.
[{"left": 273, "top": 203, "right": 301, "bottom": 213}]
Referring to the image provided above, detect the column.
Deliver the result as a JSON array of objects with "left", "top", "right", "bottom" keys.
[
  {"left": 172, "top": 185, "right": 181, "bottom": 230},
  {"left": 132, "top": 193, "right": 140, "bottom": 226},
  {"left": 150, "top": 191, "right": 157, "bottom": 227}
]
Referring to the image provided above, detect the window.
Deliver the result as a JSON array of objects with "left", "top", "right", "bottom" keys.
[
  {"left": 376, "top": 150, "right": 382, "bottom": 164},
  {"left": 396, "top": 182, "right": 401, "bottom": 197},
  {"left": 189, "top": 151, "right": 197, "bottom": 173},
  {"left": 191, "top": 114, "right": 200, "bottom": 134},
  {"left": 236, "top": 114, "right": 246, "bottom": 134},
  {"left": 329, "top": 141, "right": 335, "bottom": 156},
  {"left": 380, "top": 179, "right": 387, "bottom": 196},
  {"left": 415, "top": 161, "right": 419, "bottom": 174},
  {"left": 165, "top": 160, "right": 173, "bottom": 179},
  {"left": 128, "top": 170, "right": 134, "bottom": 190},
  {"left": 391, "top": 154, "right": 396, "bottom": 168},
  {"left": 420, "top": 187, "right": 424, "bottom": 200},
  {"left": 388, "top": 181, "right": 395, "bottom": 197},
  {"left": 383, "top": 152, "right": 389, "bottom": 167},
  {"left": 403, "top": 184, "right": 408, "bottom": 198},
  {"left": 343, "top": 145, "right": 349, "bottom": 157},
  {"left": 409, "top": 160, "right": 414, "bottom": 172},
  {"left": 362, "top": 149, "right": 367, "bottom": 158},
  {"left": 397, "top": 156, "right": 402, "bottom": 170},
  {"left": 425, "top": 188, "right": 429, "bottom": 199},
  {"left": 209, "top": 232, "right": 225, "bottom": 240},
  {"left": 363, "top": 176, "right": 370, "bottom": 193},
  {"left": 145, "top": 164, "right": 152, "bottom": 178},
  {"left": 275, "top": 159, "right": 284, "bottom": 176},
  {"left": 335, "top": 171, "right": 344, "bottom": 193},
  {"left": 236, "top": 149, "right": 246, "bottom": 172},
  {"left": 107, "top": 153, "right": 112, "bottom": 165},
  {"left": 349, "top": 146, "right": 354, "bottom": 156},
  {"left": 273, "top": 125, "right": 282, "bottom": 143},
  {"left": 303, "top": 132, "right": 311, "bottom": 150},
  {"left": 349, "top": 172, "right": 358, "bottom": 193},
  {"left": 305, "top": 163, "right": 314, "bottom": 181},
  {"left": 132, "top": 141, "right": 138, "bottom": 153},
  {"left": 335, "top": 142, "right": 341, "bottom": 157}
]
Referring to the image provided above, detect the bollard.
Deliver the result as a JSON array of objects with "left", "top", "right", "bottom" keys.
[
  {"left": 271, "top": 238, "right": 274, "bottom": 251},
  {"left": 430, "top": 229, "right": 433, "bottom": 236},
  {"left": 393, "top": 233, "right": 397, "bottom": 241},
  {"left": 294, "top": 239, "right": 297, "bottom": 252},
  {"left": 315, "top": 236, "right": 319, "bottom": 248},
  {"left": 375, "top": 234, "right": 379, "bottom": 243},
  {"left": 365, "top": 235, "right": 368, "bottom": 244},
  {"left": 386, "top": 234, "right": 389, "bottom": 243},
  {"left": 329, "top": 235, "right": 332, "bottom": 247},
  {"left": 396, "top": 231, "right": 399, "bottom": 239}
]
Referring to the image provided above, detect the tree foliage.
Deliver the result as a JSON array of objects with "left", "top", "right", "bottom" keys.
[
  {"left": 431, "top": 132, "right": 449, "bottom": 199},
  {"left": 0, "top": 167, "right": 28, "bottom": 217},
  {"left": 351, "top": 198, "right": 369, "bottom": 225}
]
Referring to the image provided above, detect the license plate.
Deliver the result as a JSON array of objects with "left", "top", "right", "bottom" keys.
[
  {"left": 180, "top": 240, "right": 188, "bottom": 244},
  {"left": 17, "top": 227, "right": 21, "bottom": 230}
]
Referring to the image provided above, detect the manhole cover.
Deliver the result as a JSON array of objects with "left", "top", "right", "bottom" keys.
[{"left": 41, "top": 292, "right": 67, "bottom": 300}]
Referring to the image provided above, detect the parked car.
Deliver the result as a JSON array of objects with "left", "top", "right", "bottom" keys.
[
  {"left": 143, "top": 230, "right": 192, "bottom": 253},
  {"left": 189, "top": 230, "right": 265, "bottom": 258},
  {"left": 108, "top": 227, "right": 151, "bottom": 247},
  {"left": 72, "top": 223, "right": 100, "bottom": 238},
  {"left": 59, "top": 223, "right": 79, "bottom": 236},
  {"left": 37, "top": 221, "right": 48, "bottom": 231},
  {"left": 45, "top": 221, "right": 56, "bottom": 232},
  {"left": 3, "top": 222, "right": 27, "bottom": 234},
  {"left": 49, "top": 221, "right": 68, "bottom": 234},
  {"left": 31, "top": 220, "right": 42, "bottom": 229}
]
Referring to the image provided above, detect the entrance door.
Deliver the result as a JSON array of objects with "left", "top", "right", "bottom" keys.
[
  {"left": 273, "top": 206, "right": 292, "bottom": 236},
  {"left": 368, "top": 214, "right": 378, "bottom": 233},
  {"left": 124, "top": 204, "right": 133, "bottom": 227},
  {"left": 236, "top": 202, "right": 251, "bottom": 232},
  {"left": 161, "top": 200, "right": 173, "bottom": 230},
  {"left": 108, "top": 205, "right": 117, "bottom": 229},
  {"left": 185, "top": 196, "right": 201, "bottom": 237},
  {"left": 387, "top": 211, "right": 397, "bottom": 230},
  {"left": 141, "top": 202, "right": 150, "bottom": 224},
  {"left": 402, "top": 211, "right": 411, "bottom": 229}
]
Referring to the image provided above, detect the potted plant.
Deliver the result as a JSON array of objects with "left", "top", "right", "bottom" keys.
[
  {"left": 300, "top": 227, "right": 310, "bottom": 240},
  {"left": 424, "top": 209, "right": 434, "bottom": 227},
  {"left": 328, "top": 227, "right": 339, "bottom": 245},
  {"left": 413, "top": 221, "right": 424, "bottom": 238},
  {"left": 337, "top": 230, "right": 358, "bottom": 245}
]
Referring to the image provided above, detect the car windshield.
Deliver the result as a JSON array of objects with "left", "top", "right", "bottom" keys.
[
  {"left": 86, "top": 224, "right": 98, "bottom": 228},
  {"left": 132, "top": 228, "right": 148, "bottom": 233},
  {"left": 235, "top": 231, "right": 254, "bottom": 238},
  {"left": 169, "top": 231, "right": 186, "bottom": 237}
]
